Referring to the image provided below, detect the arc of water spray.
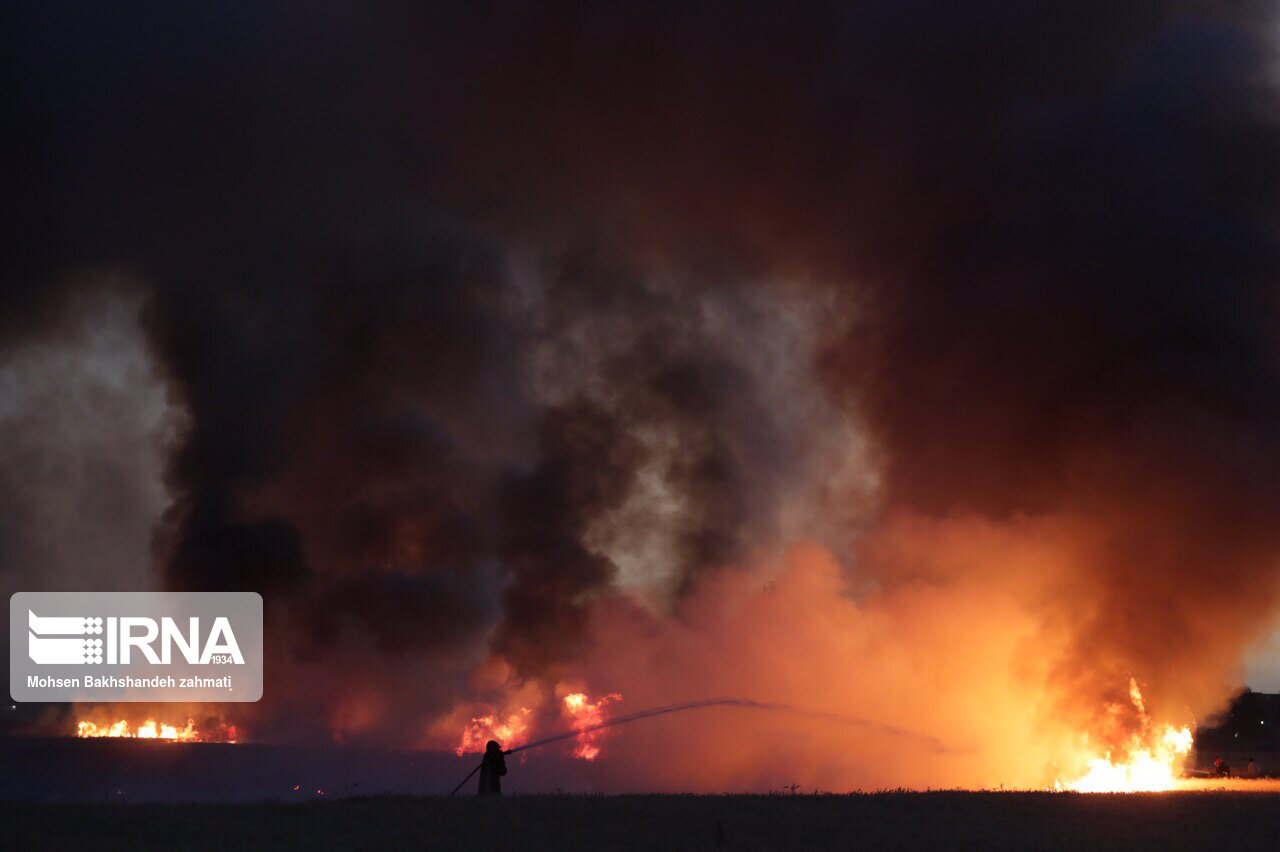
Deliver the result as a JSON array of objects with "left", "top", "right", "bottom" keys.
[{"left": 447, "top": 697, "right": 959, "bottom": 794}]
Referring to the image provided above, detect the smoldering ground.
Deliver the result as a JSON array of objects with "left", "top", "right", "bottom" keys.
[{"left": 4, "top": 1, "right": 1280, "bottom": 789}]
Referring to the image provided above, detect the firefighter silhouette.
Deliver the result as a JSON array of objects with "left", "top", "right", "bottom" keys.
[{"left": 477, "top": 740, "right": 508, "bottom": 795}]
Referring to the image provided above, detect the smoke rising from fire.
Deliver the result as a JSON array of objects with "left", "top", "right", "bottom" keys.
[{"left": 5, "top": 1, "right": 1280, "bottom": 788}]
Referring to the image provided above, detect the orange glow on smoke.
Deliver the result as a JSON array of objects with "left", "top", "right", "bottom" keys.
[
  {"left": 75, "top": 718, "right": 240, "bottom": 743},
  {"left": 563, "top": 691, "right": 621, "bottom": 759},
  {"left": 1054, "top": 678, "right": 1194, "bottom": 792},
  {"left": 456, "top": 707, "right": 531, "bottom": 755},
  {"left": 434, "top": 538, "right": 1237, "bottom": 792}
]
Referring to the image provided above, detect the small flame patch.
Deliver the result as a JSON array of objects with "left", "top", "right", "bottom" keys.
[
  {"left": 75, "top": 718, "right": 240, "bottom": 742},
  {"left": 456, "top": 708, "right": 531, "bottom": 755},
  {"left": 563, "top": 691, "right": 621, "bottom": 760}
]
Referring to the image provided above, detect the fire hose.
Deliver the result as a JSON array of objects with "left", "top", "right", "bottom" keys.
[{"left": 447, "top": 697, "right": 956, "bottom": 794}]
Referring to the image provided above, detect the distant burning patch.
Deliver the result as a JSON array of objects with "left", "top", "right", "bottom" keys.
[
  {"left": 563, "top": 691, "right": 621, "bottom": 760},
  {"left": 75, "top": 718, "right": 240, "bottom": 743},
  {"left": 456, "top": 708, "right": 531, "bottom": 755}
]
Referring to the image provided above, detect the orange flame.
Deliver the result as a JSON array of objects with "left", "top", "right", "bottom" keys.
[
  {"left": 563, "top": 691, "right": 621, "bottom": 760},
  {"left": 456, "top": 707, "right": 531, "bottom": 755},
  {"left": 1054, "top": 678, "right": 1194, "bottom": 792},
  {"left": 77, "top": 718, "right": 199, "bottom": 741},
  {"left": 75, "top": 718, "right": 241, "bottom": 743}
]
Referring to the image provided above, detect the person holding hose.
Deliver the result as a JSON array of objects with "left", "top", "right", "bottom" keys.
[{"left": 477, "top": 740, "right": 508, "bottom": 796}]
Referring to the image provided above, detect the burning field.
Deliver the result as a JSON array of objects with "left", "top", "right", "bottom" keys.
[
  {"left": 7, "top": 0, "right": 1280, "bottom": 832},
  {"left": 73, "top": 717, "right": 240, "bottom": 744}
]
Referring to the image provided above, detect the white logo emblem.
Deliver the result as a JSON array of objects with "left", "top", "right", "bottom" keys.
[{"left": 29, "top": 611, "right": 104, "bottom": 664}]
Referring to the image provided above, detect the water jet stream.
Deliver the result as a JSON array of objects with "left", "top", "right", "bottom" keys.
[{"left": 447, "top": 697, "right": 955, "bottom": 794}]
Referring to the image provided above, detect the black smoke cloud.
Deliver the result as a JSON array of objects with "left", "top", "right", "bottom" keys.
[{"left": 6, "top": 0, "right": 1280, "bottom": 745}]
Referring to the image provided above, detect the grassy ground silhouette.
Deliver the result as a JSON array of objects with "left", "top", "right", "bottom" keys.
[{"left": 8, "top": 791, "right": 1280, "bottom": 850}]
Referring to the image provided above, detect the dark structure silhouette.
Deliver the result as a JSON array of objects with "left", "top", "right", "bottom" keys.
[{"left": 477, "top": 740, "right": 507, "bottom": 796}]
